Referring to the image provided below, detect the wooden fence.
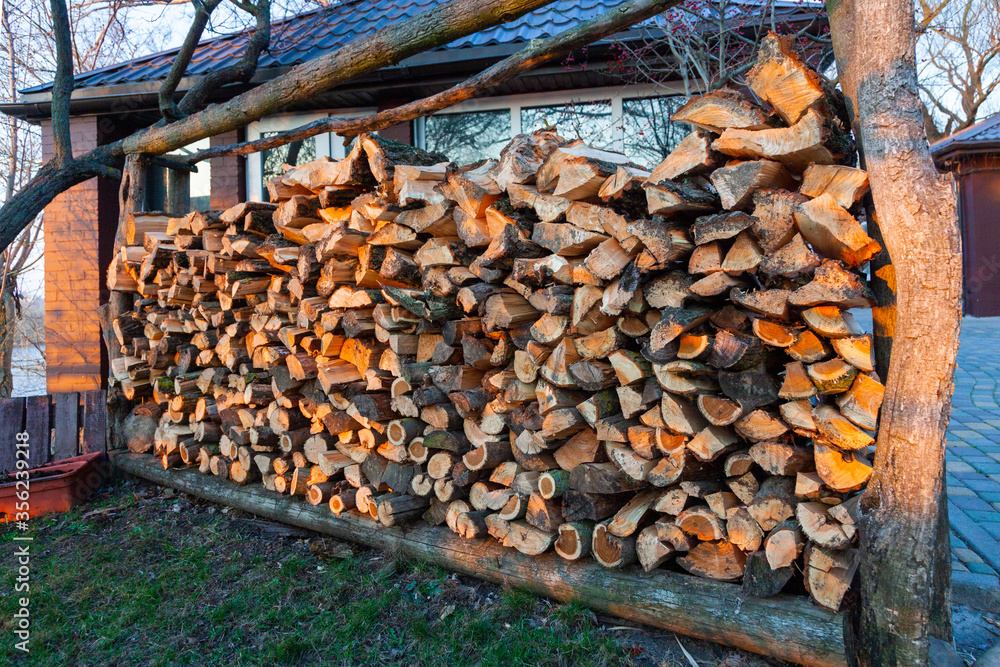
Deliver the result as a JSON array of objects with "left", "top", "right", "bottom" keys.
[{"left": 0, "top": 390, "right": 107, "bottom": 474}]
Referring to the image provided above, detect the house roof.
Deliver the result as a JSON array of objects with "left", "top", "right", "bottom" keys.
[
  {"left": 22, "top": 0, "right": 632, "bottom": 95},
  {"left": 4, "top": 0, "right": 825, "bottom": 121},
  {"left": 931, "top": 112, "right": 1000, "bottom": 161}
]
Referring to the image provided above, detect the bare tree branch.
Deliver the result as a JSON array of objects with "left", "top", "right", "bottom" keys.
[
  {"left": 48, "top": 0, "right": 74, "bottom": 165},
  {"left": 159, "top": 0, "right": 223, "bottom": 121},
  {"left": 177, "top": 0, "right": 271, "bottom": 115},
  {"left": 185, "top": 0, "right": 687, "bottom": 165}
]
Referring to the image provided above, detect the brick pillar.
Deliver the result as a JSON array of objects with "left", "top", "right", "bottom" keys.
[
  {"left": 210, "top": 130, "right": 246, "bottom": 210},
  {"left": 41, "top": 117, "right": 102, "bottom": 393}
]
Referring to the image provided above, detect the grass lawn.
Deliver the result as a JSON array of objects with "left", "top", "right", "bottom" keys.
[{"left": 0, "top": 475, "right": 778, "bottom": 667}]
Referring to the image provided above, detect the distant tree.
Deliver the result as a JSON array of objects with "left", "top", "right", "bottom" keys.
[{"left": 916, "top": 0, "right": 1000, "bottom": 141}]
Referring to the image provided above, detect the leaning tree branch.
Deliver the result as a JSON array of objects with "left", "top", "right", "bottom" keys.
[
  {"left": 48, "top": 0, "right": 75, "bottom": 165},
  {"left": 184, "top": 0, "right": 686, "bottom": 165},
  {"left": 0, "top": 0, "right": 563, "bottom": 253},
  {"left": 177, "top": 0, "right": 271, "bottom": 115},
  {"left": 159, "top": 0, "right": 223, "bottom": 121}
]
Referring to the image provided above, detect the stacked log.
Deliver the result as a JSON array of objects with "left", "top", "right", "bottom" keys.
[{"left": 109, "top": 34, "right": 877, "bottom": 612}]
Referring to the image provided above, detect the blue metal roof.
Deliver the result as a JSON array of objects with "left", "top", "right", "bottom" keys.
[
  {"left": 24, "top": 0, "right": 625, "bottom": 93},
  {"left": 23, "top": 0, "right": 822, "bottom": 95}
]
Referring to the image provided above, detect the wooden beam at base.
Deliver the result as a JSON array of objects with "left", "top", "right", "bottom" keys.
[{"left": 112, "top": 452, "right": 847, "bottom": 667}]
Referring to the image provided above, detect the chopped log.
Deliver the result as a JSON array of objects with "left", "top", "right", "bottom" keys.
[
  {"left": 686, "top": 425, "right": 739, "bottom": 462},
  {"left": 503, "top": 520, "right": 556, "bottom": 556},
  {"left": 748, "top": 476, "right": 797, "bottom": 531},
  {"left": 813, "top": 404, "right": 874, "bottom": 451},
  {"left": 786, "top": 330, "right": 829, "bottom": 364},
  {"left": 830, "top": 335, "right": 874, "bottom": 373},
  {"left": 554, "top": 521, "right": 594, "bottom": 561},
  {"left": 801, "top": 306, "right": 861, "bottom": 339},
  {"left": 648, "top": 130, "right": 721, "bottom": 181},
  {"left": 743, "top": 550, "right": 794, "bottom": 598},
  {"left": 766, "top": 520, "right": 805, "bottom": 570},
  {"left": 727, "top": 507, "right": 765, "bottom": 552},
  {"left": 799, "top": 164, "right": 869, "bottom": 209},
  {"left": 636, "top": 525, "right": 675, "bottom": 572},
  {"left": 607, "top": 490, "right": 659, "bottom": 537},
  {"left": 712, "top": 109, "right": 846, "bottom": 171},
  {"left": 730, "top": 288, "right": 791, "bottom": 321},
  {"left": 734, "top": 409, "right": 789, "bottom": 442},
  {"left": 455, "top": 510, "right": 491, "bottom": 539},
  {"left": 747, "top": 32, "right": 827, "bottom": 125},
  {"left": 759, "top": 233, "right": 821, "bottom": 279},
  {"left": 592, "top": 521, "right": 637, "bottom": 569},
  {"left": 797, "top": 502, "right": 854, "bottom": 549},
  {"left": 671, "top": 88, "right": 772, "bottom": 133},
  {"left": 526, "top": 493, "right": 564, "bottom": 532},
  {"left": 677, "top": 540, "right": 747, "bottom": 582},
  {"left": 804, "top": 544, "right": 859, "bottom": 611},
  {"left": 751, "top": 188, "right": 809, "bottom": 253},
  {"left": 790, "top": 260, "right": 874, "bottom": 309},
  {"left": 676, "top": 506, "right": 727, "bottom": 541},
  {"left": 794, "top": 194, "right": 880, "bottom": 267},
  {"left": 835, "top": 374, "right": 884, "bottom": 431},
  {"left": 710, "top": 160, "right": 795, "bottom": 210},
  {"left": 807, "top": 359, "right": 858, "bottom": 395},
  {"left": 644, "top": 180, "right": 719, "bottom": 216},
  {"left": 660, "top": 394, "right": 709, "bottom": 436},
  {"left": 750, "top": 441, "right": 813, "bottom": 476}
]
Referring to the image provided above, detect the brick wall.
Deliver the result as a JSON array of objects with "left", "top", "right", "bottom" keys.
[
  {"left": 210, "top": 130, "right": 246, "bottom": 209},
  {"left": 41, "top": 117, "right": 103, "bottom": 393}
]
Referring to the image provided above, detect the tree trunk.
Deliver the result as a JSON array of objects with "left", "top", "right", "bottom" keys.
[
  {"left": 100, "top": 154, "right": 145, "bottom": 452},
  {"left": 0, "top": 278, "right": 15, "bottom": 398},
  {"left": 827, "top": 1, "right": 962, "bottom": 665}
]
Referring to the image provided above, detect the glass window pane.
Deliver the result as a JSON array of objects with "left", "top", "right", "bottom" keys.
[
  {"left": 424, "top": 110, "right": 511, "bottom": 165},
  {"left": 521, "top": 101, "right": 615, "bottom": 151},
  {"left": 261, "top": 134, "right": 317, "bottom": 193},
  {"left": 621, "top": 97, "right": 691, "bottom": 168}
]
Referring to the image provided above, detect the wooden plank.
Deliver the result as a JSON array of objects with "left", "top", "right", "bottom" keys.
[
  {"left": 23, "top": 395, "right": 51, "bottom": 468},
  {"left": 51, "top": 392, "right": 80, "bottom": 461},
  {"left": 0, "top": 397, "right": 25, "bottom": 473},
  {"left": 81, "top": 390, "right": 107, "bottom": 454},
  {"left": 112, "top": 452, "right": 848, "bottom": 667}
]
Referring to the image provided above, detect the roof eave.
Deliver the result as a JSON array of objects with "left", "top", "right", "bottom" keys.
[{"left": 933, "top": 141, "right": 1000, "bottom": 163}]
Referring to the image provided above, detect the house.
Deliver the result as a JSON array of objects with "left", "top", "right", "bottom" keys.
[
  {"left": 0, "top": 0, "right": 826, "bottom": 392},
  {"left": 932, "top": 113, "right": 1000, "bottom": 317}
]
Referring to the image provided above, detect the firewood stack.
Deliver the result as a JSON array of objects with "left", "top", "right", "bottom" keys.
[{"left": 108, "top": 34, "right": 881, "bottom": 612}]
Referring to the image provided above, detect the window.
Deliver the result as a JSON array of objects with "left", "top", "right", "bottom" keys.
[
  {"left": 260, "top": 135, "right": 318, "bottom": 195},
  {"left": 147, "top": 138, "right": 211, "bottom": 213},
  {"left": 521, "top": 100, "right": 616, "bottom": 151},
  {"left": 423, "top": 110, "right": 511, "bottom": 166},
  {"left": 413, "top": 88, "right": 693, "bottom": 169},
  {"left": 621, "top": 97, "right": 691, "bottom": 168}
]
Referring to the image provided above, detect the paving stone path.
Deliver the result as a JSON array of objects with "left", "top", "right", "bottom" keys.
[{"left": 948, "top": 317, "right": 1000, "bottom": 581}]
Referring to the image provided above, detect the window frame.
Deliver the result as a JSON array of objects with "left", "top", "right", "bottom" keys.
[{"left": 413, "top": 82, "right": 689, "bottom": 156}]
